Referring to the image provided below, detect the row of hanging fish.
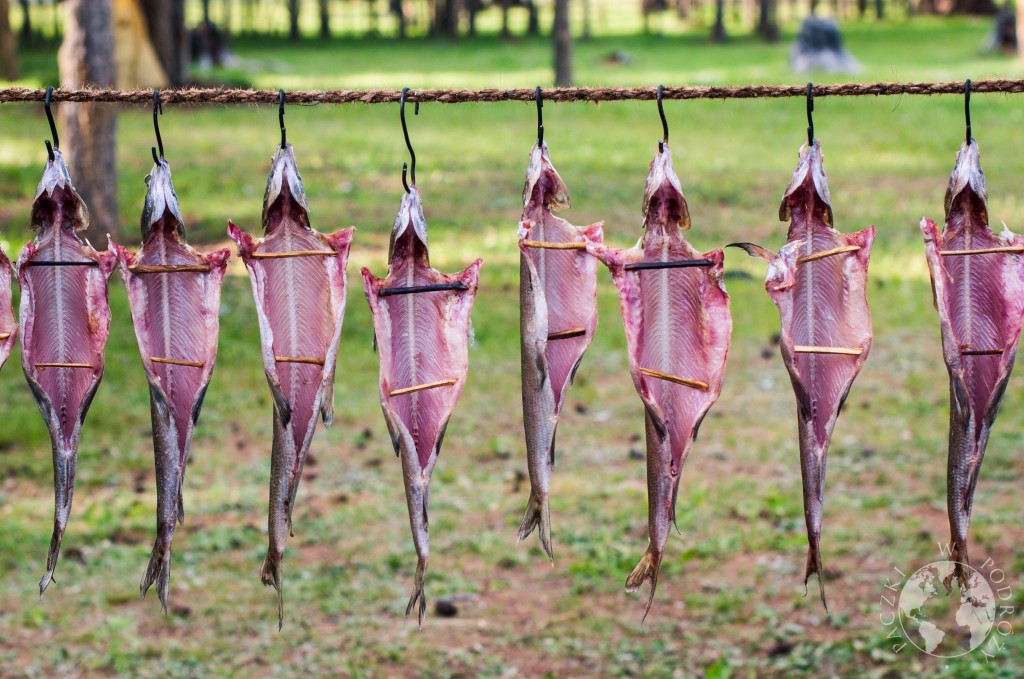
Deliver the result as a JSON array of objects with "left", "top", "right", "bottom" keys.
[
  {"left": 514, "top": 129, "right": 1022, "bottom": 620},
  {"left": 1, "top": 121, "right": 1019, "bottom": 628}
]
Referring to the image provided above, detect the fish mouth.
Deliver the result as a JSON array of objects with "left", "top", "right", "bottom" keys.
[
  {"left": 522, "top": 142, "right": 570, "bottom": 213},
  {"left": 779, "top": 141, "right": 833, "bottom": 226},
  {"left": 30, "top": 148, "right": 88, "bottom": 233},
  {"left": 141, "top": 158, "right": 186, "bottom": 242},
  {"left": 388, "top": 186, "right": 430, "bottom": 263},
  {"left": 944, "top": 138, "right": 987, "bottom": 223},
  {"left": 262, "top": 143, "right": 310, "bottom": 231},
  {"left": 641, "top": 143, "right": 690, "bottom": 235}
]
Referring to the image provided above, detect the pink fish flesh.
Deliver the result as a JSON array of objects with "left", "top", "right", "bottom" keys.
[
  {"left": 921, "top": 139, "right": 1024, "bottom": 591},
  {"left": 110, "top": 158, "right": 230, "bottom": 612},
  {"left": 736, "top": 140, "right": 873, "bottom": 609},
  {"left": 229, "top": 144, "right": 354, "bottom": 628},
  {"left": 517, "top": 142, "right": 603, "bottom": 562},
  {"left": 0, "top": 246, "right": 15, "bottom": 370},
  {"left": 361, "top": 185, "right": 482, "bottom": 625},
  {"left": 17, "top": 149, "right": 116, "bottom": 593},
  {"left": 587, "top": 144, "right": 731, "bottom": 620}
]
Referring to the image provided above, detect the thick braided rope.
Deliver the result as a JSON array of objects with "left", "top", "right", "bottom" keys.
[{"left": 0, "top": 80, "right": 1019, "bottom": 105}]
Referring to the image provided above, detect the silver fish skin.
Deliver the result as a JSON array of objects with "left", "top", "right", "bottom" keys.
[
  {"left": 110, "top": 158, "right": 230, "bottom": 612},
  {"left": 0, "top": 246, "right": 16, "bottom": 371},
  {"left": 517, "top": 142, "right": 603, "bottom": 562},
  {"left": 17, "top": 148, "right": 116, "bottom": 594},
  {"left": 229, "top": 144, "right": 354, "bottom": 628},
  {"left": 921, "top": 139, "right": 1024, "bottom": 591},
  {"left": 587, "top": 144, "right": 731, "bottom": 621},
  {"left": 362, "top": 185, "right": 482, "bottom": 626},
  {"left": 736, "top": 141, "right": 874, "bottom": 609}
]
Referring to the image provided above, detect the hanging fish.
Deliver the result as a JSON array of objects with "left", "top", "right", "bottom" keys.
[
  {"left": 109, "top": 157, "right": 230, "bottom": 612},
  {"left": 517, "top": 141, "right": 603, "bottom": 562},
  {"left": 587, "top": 143, "right": 731, "bottom": 620},
  {"left": 362, "top": 185, "right": 482, "bottom": 625},
  {"left": 734, "top": 140, "right": 873, "bottom": 609},
  {"left": 229, "top": 143, "right": 354, "bottom": 628},
  {"left": 921, "top": 139, "right": 1024, "bottom": 591},
  {"left": 0, "top": 246, "right": 16, "bottom": 370},
  {"left": 17, "top": 148, "right": 116, "bottom": 593}
]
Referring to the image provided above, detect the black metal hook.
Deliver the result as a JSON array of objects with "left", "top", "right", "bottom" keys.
[
  {"left": 806, "top": 82, "right": 814, "bottom": 146},
  {"left": 965, "top": 79, "right": 972, "bottom": 145},
  {"left": 44, "top": 86, "right": 58, "bottom": 161},
  {"left": 279, "top": 89, "right": 287, "bottom": 147},
  {"left": 151, "top": 89, "right": 165, "bottom": 165},
  {"left": 400, "top": 87, "right": 419, "bottom": 193},
  {"left": 536, "top": 86, "right": 544, "bottom": 145},
  {"left": 657, "top": 84, "right": 668, "bottom": 152}
]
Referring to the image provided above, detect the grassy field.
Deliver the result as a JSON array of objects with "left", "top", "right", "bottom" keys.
[{"left": 2, "top": 16, "right": 1024, "bottom": 677}]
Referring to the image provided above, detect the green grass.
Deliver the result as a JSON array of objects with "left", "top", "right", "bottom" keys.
[{"left": 2, "top": 16, "right": 1024, "bottom": 677}]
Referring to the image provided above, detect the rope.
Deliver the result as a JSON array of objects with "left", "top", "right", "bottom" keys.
[{"left": 0, "top": 80, "right": 1020, "bottom": 105}]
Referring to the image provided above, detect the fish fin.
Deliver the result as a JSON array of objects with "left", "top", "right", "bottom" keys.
[
  {"left": 434, "top": 417, "right": 450, "bottom": 459},
  {"left": 625, "top": 546, "right": 662, "bottom": 624},
  {"left": 320, "top": 378, "right": 335, "bottom": 428},
  {"left": 177, "top": 488, "right": 185, "bottom": 525},
  {"left": 260, "top": 550, "right": 284, "bottom": 631},
  {"left": 39, "top": 522, "right": 66, "bottom": 595},
  {"left": 943, "top": 542, "right": 971, "bottom": 593},
  {"left": 727, "top": 241, "right": 776, "bottom": 263},
  {"left": 140, "top": 540, "right": 172, "bottom": 614},
  {"left": 517, "top": 490, "right": 554, "bottom": 565},
  {"left": 803, "top": 545, "right": 828, "bottom": 612},
  {"left": 191, "top": 384, "right": 209, "bottom": 427},
  {"left": 405, "top": 556, "right": 428, "bottom": 627},
  {"left": 270, "top": 383, "right": 292, "bottom": 427}
]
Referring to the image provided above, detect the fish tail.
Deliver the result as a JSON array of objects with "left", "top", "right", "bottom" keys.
[
  {"left": 38, "top": 520, "right": 66, "bottom": 595},
  {"left": 804, "top": 542, "right": 828, "bottom": 612},
  {"left": 140, "top": 539, "right": 172, "bottom": 614},
  {"left": 405, "top": 555, "right": 428, "bottom": 627},
  {"left": 943, "top": 540, "right": 971, "bottom": 593},
  {"left": 516, "top": 491, "right": 553, "bottom": 564},
  {"left": 260, "top": 548, "right": 285, "bottom": 630},
  {"left": 625, "top": 545, "right": 663, "bottom": 624}
]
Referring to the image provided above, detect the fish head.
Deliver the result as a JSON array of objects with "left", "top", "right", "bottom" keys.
[
  {"left": 779, "top": 141, "right": 833, "bottom": 227},
  {"left": 388, "top": 185, "right": 430, "bottom": 267},
  {"left": 944, "top": 138, "right": 988, "bottom": 229},
  {"left": 522, "top": 142, "right": 570, "bottom": 213},
  {"left": 262, "top": 143, "right": 311, "bottom": 234},
  {"left": 30, "top": 148, "right": 88, "bottom": 235},
  {"left": 641, "top": 142, "right": 691, "bottom": 242},
  {"left": 141, "top": 157, "right": 186, "bottom": 243}
]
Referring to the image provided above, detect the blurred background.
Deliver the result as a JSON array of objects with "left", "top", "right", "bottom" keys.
[{"left": 2, "top": 2, "right": 1024, "bottom": 677}]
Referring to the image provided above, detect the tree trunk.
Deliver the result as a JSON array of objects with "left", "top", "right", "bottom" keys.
[
  {"left": 395, "top": 0, "right": 407, "bottom": 38},
  {"left": 527, "top": 0, "right": 540, "bottom": 35},
  {"left": 712, "top": 0, "right": 727, "bottom": 40},
  {"left": 58, "top": 0, "right": 118, "bottom": 247},
  {"left": 501, "top": 0, "right": 510, "bottom": 36},
  {"left": 139, "top": 0, "right": 188, "bottom": 85},
  {"left": 553, "top": 0, "right": 572, "bottom": 85},
  {"left": 582, "top": 0, "right": 591, "bottom": 40},
  {"left": 17, "top": 0, "right": 30, "bottom": 42},
  {"left": 287, "top": 0, "right": 300, "bottom": 39},
  {"left": 875, "top": 0, "right": 883, "bottom": 18},
  {"left": 757, "top": 0, "right": 778, "bottom": 40},
  {"left": 0, "top": 0, "right": 18, "bottom": 80},
  {"left": 318, "top": 0, "right": 330, "bottom": 37}
]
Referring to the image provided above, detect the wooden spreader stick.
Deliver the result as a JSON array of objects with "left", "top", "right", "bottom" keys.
[
  {"left": 26, "top": 260, "right": 98, "bottom": 267},
  {"left": 796, "top": 245, "right": 861, "bottom": 265},
  {"left": 961, "top": 349, "right": 1004, "bottom": 356},
  {"left": 548, "top": 327, "right": 586, "bottom": 340},
  {"left": 793, "top": 345, "right": 863, "bottom": 356},
  {"left": 379, "top": 282, "right": 468, "bottom": 297},
  {"left": 639, "top": 367, "right": 709, "bottom": 391},
  {"left": 35, "top": 362, "right": 92, "bottom": 369},
  {"left": 521, "top": 240, "right": 587, "bottom": 251},
  {"left": 389, "top": 378, "right": 458, "bottom": 397},
  {"left": 151, "top": 357, "right": 205, "bottom": 368},
  {"left": 250, "top": 250, "right": 335, "bottom": 259},
  {"left": 275, "top": 356, "right": 325, "bottom": 366},
  {"left": 941, "top": 246, "right": 1024, "bottom": 256},
  {"left": 130, "top": 264, "right": 211, "bottom": 274}
]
